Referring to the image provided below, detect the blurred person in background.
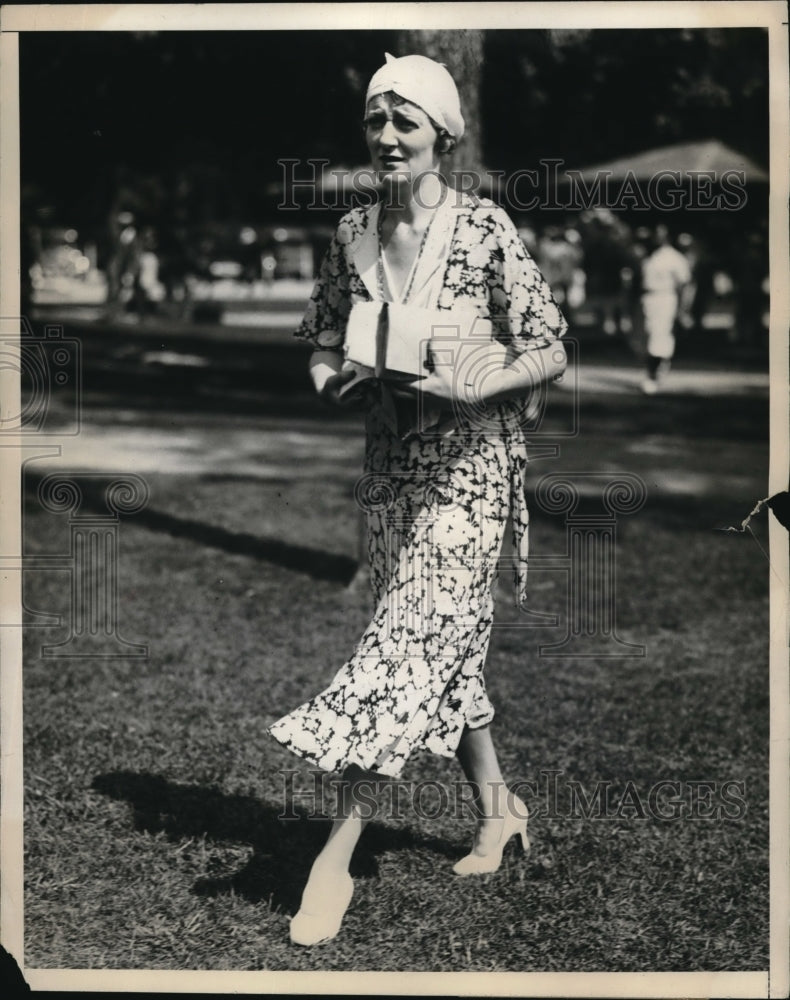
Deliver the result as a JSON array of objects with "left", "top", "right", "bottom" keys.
[
  {"left": 536, "top": 225, "right": 584, "bottom": 319},
  {"left": 239, "top": 226, "right": 263, "bottom": 287},
  {"left": 517, "top": 225, "right": 538, "bottom": 256},
  {"left": 261, "top": 250, "right": 277, "bottom": 291},
  {"left": 676, "top": 232, "right": 713, "bottom": 336},
  {"left": 103, "top": 210, "right": 139, "bottom": 316},
  {"left": 563, "top": 228, "right": 586, "bottom": 315},
  {"left": 618, "top": 225, "right": 651, "bottom": 351},
  {"left": 268, "top": 52, "right": 567, "bottom": 947},
  {"left": 128, "top": 226, "right": 164, "bottom": 319},
  {"left": 158, "top": 225, "right": 196, "bottom": 320},
  {"left": 734, "top": 227, "right": 769, "bottom": 349},
  {"left": 639, "top": 224, "right": 693, "bottom": 394},
  {"left": 578, "top": 208, "right": 632, "bottom": 337}
]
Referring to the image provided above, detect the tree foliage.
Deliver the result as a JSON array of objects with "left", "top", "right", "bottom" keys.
[
  {"left": 483, "top": 28, "right": 768, "bottom": 172},
  {"left": 20, "top": 27, "right": 768, "bottom": 229},
  {"left": 392, "top": 29, "right": 484, "bottom": 173}
]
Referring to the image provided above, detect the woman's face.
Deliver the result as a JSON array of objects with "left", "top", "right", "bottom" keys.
[{"left": 364, "top": 94, "right": 441, "bottom": 185}]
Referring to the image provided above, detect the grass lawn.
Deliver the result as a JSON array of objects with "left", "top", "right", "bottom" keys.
[{"left": 20, "top": 386, "right": 770, "bottom": 973}]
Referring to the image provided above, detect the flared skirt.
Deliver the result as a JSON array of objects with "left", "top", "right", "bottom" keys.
[{"left": 268, "top": 413, "right": 529, "bottom": 777}]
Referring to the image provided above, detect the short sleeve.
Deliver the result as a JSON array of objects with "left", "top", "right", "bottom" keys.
[
  {"left": 488, "top": 207, "right": 568, "bottom": 354},
  {"left": 294, "top": 231, "right": 352, "bottom": 354}
]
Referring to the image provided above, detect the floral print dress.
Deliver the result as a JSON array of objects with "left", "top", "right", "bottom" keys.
[{"left": 268, "top": 192, "right": 566, "bottom": 778}]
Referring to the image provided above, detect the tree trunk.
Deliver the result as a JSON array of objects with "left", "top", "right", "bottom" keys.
[
  {"left": 347, "top": 30, "right": 485, "bottom": 589},
  {"left": 392, "top": 29, "right": 484, "bottom": 181}
]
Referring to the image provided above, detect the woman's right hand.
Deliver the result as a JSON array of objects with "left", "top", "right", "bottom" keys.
[{"left": 319, "top": 369, "right": 373, "bottom": 410}]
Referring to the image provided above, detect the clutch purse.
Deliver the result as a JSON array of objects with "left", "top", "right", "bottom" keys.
[{"left": 344, "top": 301, "right": 494, "bottom": 380}]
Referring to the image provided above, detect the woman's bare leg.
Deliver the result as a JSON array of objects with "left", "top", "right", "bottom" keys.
[
  {"left": 455, "top": 724, "right": 513, "bottom": 854},
  {"left": 290, "top": 764, "right": 378, "bottom": 944},
  {"left": 309, "top": 764, "right": 378, "bottom": 877}
]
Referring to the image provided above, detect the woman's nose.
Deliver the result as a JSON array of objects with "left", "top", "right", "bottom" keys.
[{"left": 379, "top": 120, "right": 398, "bottom": 146}]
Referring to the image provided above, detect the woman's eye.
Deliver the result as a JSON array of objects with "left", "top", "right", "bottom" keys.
[{"left": 364, "top": 113, "right": 419, "bottom": 131}]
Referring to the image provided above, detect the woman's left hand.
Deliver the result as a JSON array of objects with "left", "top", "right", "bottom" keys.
[
  {"left": 397, "top": 341, "right": 567, "bottom": 407},
  {"left": 397, "top": 362, "right": 460, "bottom": 405}
]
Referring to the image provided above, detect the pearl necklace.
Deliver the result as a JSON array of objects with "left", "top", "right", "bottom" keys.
[{"left": 376, "top": 204, "right": 439, "bottom": 304}]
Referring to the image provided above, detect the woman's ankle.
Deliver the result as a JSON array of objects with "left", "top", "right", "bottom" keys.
[
  {"left": 308, "top": 855, "right": 349, "bottom": 881},
  {"left": 477, "top": 779, "right": 509, "bottom": 820}
]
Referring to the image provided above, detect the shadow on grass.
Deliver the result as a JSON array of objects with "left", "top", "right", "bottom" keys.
[
  {"left": 24, "top": 470, "right": 357, "bottom": 586},
  {"left": 125, "top": 507, "right": 357, "bottom": 584},
  {"left": 577, "top": 393, "right": 767, "bottom": 442},
  {"left": 92, "top": 771, "right": 458, "bottom": 916}
]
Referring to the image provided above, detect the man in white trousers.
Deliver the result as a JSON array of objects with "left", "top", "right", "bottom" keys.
[{"left": 640, "top": 224, "right": 693, "bottom": 394}]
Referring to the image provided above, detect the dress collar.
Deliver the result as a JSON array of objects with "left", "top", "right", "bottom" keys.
[{"left": 352, "top": 189, "right": 462, "bottom": 303}]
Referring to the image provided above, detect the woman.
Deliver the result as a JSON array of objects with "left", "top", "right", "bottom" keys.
[{"left": 269, "top": 53, "right": 567, "bottom": 946}]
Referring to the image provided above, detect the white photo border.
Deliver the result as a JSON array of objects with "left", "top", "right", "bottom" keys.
[{"left": 1, "top": 3, "right": 787, "bottom": 996}]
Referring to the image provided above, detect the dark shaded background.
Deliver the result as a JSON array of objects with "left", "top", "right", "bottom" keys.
[
  {"left": 20, "top": 28, "right": 768, "bottom": 228},
  {"left": 17, "top": 27, "right": 771, "bottom": 361}
]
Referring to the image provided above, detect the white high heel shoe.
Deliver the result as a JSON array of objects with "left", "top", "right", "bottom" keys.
[
  {"left": 289, "top": 869, "right": 354, "bottom": 946},
  {"left": 453, "top": 794, "right": 530, "bottom": 876}
]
